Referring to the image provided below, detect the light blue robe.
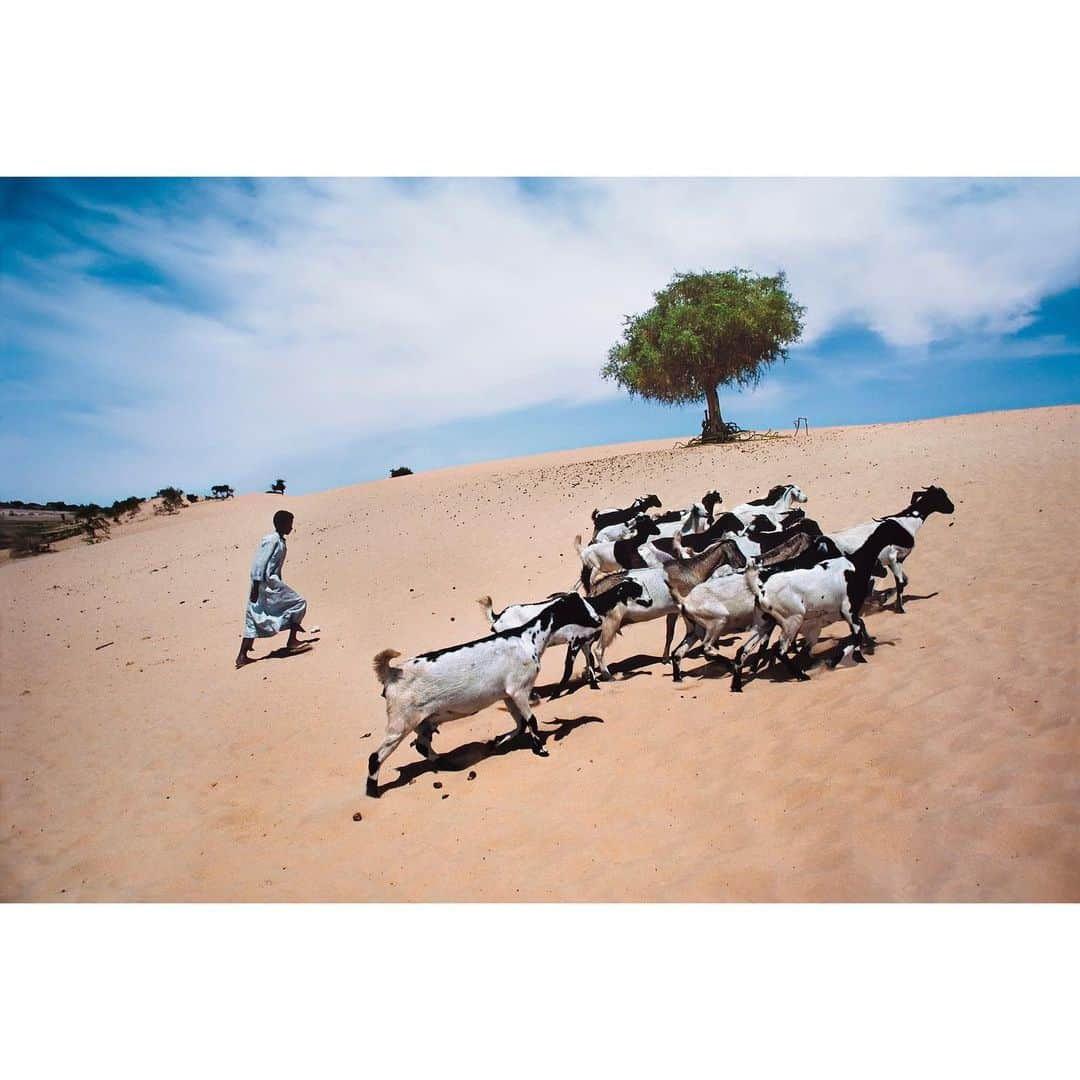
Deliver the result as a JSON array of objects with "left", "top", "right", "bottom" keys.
[{"left": 243, "top": 532, "right": 307, "bottom": 638}]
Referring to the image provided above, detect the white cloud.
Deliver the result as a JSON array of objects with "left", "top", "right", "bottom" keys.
[{"left": 6, "top": 178, "right": 1080, "bottom": 496}]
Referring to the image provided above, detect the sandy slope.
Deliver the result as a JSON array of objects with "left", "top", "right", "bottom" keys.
[{"left": 2, "top": 406, "right": 1078, "bottom": 901}]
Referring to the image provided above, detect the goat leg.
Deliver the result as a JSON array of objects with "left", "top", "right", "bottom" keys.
[
  {"left": 411, "top": 719, "right": 439, "bottom": 762},
  {"left": 777, "top": 644, "right": 812, "bottom": 682}
]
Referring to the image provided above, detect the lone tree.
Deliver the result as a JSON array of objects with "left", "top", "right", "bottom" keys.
[
  {"left": 269, "top": 478, "right": 286, "bottom": 495},
  {"left": 389, "top": 466, "right": 413, "bottom": 478},
  {"left": 602, "top": 268, "right": 805, "bottom": 441}
]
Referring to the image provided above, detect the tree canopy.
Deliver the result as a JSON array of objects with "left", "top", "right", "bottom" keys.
[{"left": 602, "top": 268, "right": 805, "bottom": 439}]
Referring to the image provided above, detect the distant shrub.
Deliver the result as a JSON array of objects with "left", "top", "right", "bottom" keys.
[
  {"left": 210, "top": 484, "right": 235, "bottom": 499},
  {"left": 76, "top": 505, "right": 111, "bottom": 543},
  {"left": 390, "top": 466, "right": 414, "bottom": 478},
  {"left": 187, "top": 493, "right": 199, "bottom": 503},
  {"left": 268, "top": 478, "right": 286, "bottom": 495},
  {"left": 155, "top": 487, "right": 185, "bottom": 514},
  {"left": 108, "top": 494, "right": 143, "bottom": 522}
]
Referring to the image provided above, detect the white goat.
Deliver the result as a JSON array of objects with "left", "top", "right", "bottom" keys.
[
  {"left": 731, "top": 518, "right": 915, "bottom": 692},
  {"left": 670, "top": 568, "right": 758, "bottom": 682},
  {"left": 367, "top": 593, "right": 602, "bottom": 796},
  {"left": 668, "top": 532, "right": 842, "bottom": 681}
]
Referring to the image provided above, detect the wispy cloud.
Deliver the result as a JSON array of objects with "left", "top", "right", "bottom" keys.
[{"left": 4, "top": 178, "right": 1079, "bottom": 499}]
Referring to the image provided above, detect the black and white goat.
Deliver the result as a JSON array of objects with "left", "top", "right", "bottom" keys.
[
  {"left": 653, "top": 501, "right": 710, "bottom": 539},
  {"left": 478, "top": 578, "right": 652, "bottom": 698},
  {"left": 570, "top": 567, "right": 684, "bottom": 683},
  {"left": 593, "top": 502, "right": 703, "bottom": 544},
  {"left": 590, "top": 494, "right": 662, "bottom": 539},
  {"left": 649, "top": 510, "right": 814, "bottom": 560},
  {"left": 730, "top": 484, "right": 808, "bottom": 528},
  {"left": 575, "top": 515, "right": 662, "bottom": 590},
  {"left": 730, "top": 518, "right": 914, "bottom": 692},
  {"left": 651, "top": 490, "right": 724, "bottom": 527},
  {"left": 367, "top": 593, "right": 602, "bottom": 796},
  {"left": 728, "top": 516, "right": 824, "bottom": 561},
  {"left": 828, "top": 485, "right": 954, "bottom": 612}
]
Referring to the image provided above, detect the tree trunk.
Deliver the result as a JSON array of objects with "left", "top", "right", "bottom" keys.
[{"left": 703, "top": 384, "right": 724, "bottom": 438}]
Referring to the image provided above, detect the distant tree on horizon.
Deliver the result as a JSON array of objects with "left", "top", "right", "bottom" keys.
[
  {"left": 390, "top": 466, "right": 414, "bottom": 478},
  {"left": 602, "top": 268, "right": 805, "bottom": 441},
  {"left": 210, "top": 484, "right": 235, "bottom": 499},
  {"left": 268, "top": 478, "right": 286, "bottom": 495}
]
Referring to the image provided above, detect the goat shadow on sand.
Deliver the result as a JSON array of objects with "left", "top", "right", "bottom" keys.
[
  {"left": 677, "top": 632, "right": 901, "bottom": 685},
  {"left": 378, "top": 715, "right": 606, "bottom": 795},
  {"left": 867, "top": 589, "right": 940, "bottom": 610},
  {"left": 536, "top": 652, "right": 657, "bottom": 700}
]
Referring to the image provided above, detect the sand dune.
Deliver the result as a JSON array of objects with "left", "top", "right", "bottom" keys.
[{"left": 2, "top": 405, "right": 1078, "bottom": 901}]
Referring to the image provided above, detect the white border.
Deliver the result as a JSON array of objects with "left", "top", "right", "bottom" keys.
[
  {"left": 4, "top": 904, "right": 1076, "bottom": 1078},
  {"left": 3, "top": 4, "right": 1076, "bottom": 1076},
  {"left": 4, "top": 1, "right": 1079, "bottom": 176}
]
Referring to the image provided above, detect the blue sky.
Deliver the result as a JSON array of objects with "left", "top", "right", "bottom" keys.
[{"left": 2, "top": 178, "right": 1079, "bottom": 503}]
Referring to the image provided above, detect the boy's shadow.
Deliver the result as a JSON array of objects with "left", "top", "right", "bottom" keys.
[
  {"left": 377, "top": 715, "right": 605, "bottom": 795},
  {"left": 264, "top": 636, "right": 321, "bottom": 659}
]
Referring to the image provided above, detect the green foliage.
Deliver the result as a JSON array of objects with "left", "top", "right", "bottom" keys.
[
  {"left": 602, "top": 268, "right": 805, "bottom": 434},
  {"left": 390, "top": 466, "right": 414, "bottom": 478},
  {"left": 186, "top": 493, "right": 200, "bottom": 503},
  {"left": 107, "top": 495, "right": 143, "bottom": 522}
]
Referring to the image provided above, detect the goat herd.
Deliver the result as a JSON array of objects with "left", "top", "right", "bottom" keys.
[{"left": 367, "top": 481, "right": 955, "bottom": 797}]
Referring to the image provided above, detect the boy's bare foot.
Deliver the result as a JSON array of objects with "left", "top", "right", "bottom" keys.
[{"left": 235, "top": 653, "right": 256, "bottom": 668}]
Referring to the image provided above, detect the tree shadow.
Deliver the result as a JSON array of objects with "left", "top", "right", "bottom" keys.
[{"left": 376, "top": 715, "right": 605, "bottom": 794}]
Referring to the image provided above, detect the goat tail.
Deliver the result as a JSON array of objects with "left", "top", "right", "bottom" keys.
[
  {"left": 476, "top": 595, "right": 495, "bottom": 624},
  {"left": 744, "top": 563, "right": 768, "bottom": 609},
  {"left": 373, "top": 649, "right": 402, "bottom": 686}
]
